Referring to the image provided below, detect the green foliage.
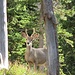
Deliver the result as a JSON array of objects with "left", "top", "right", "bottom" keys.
[
  {"left": 55, "top": 0, "right": 75, "bottom": 74},
  {"left": 7, "top": 0, "right": 40, "bottom": 62},
  {"left": 7, "top": 0, "right": 75, "bottom": 75}
]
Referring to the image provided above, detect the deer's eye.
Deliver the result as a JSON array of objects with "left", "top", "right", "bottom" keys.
[{"left": 27, "top": 42, "right": 29, "bottom": 44}]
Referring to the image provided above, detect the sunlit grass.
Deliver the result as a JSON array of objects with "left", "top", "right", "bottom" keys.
[
  {"left": 0, "top": 62, "right": 66, "bottom": 75},
  {"left": 0, "top": 62, "right": 46, "bottom": 75}
]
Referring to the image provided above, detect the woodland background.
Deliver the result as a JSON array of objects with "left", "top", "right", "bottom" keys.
[{"left": 0, "top": 0, "right": 75, "bottom": 75}]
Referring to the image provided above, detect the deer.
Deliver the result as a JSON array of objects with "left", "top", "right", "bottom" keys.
[{"left": 21, "top": 29, "right": 48, "bottom": 70}]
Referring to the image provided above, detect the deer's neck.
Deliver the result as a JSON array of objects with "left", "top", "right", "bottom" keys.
[
  {"left": 25, "top": 46, "right": 33, "bottom": 61},
  {"left": 26, "top": 45, "right": 32, "bottom": 53}
]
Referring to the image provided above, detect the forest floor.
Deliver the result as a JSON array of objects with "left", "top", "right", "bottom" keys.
[{"left": 0, "top": 61, "right": 46, "bottom": 75}]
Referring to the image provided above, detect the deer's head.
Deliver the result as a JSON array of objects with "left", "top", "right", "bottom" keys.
[{"left": 21, "top": 29, "right": 39, "bottom": 47}]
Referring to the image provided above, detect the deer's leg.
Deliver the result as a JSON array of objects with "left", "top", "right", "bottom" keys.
[
  {"left": 26, "top": 63, "right": 31, "bottom": 70},
  {"left": 34, "top": 62, "right": 38, "bottom": 71}
]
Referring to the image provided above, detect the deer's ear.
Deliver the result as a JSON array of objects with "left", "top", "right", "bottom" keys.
[
  {"left": 21, "top": 32, "right": 28, "bottom": 38},
  {"left": 31, "top": 33, "right": 39, "bottom": 40}
]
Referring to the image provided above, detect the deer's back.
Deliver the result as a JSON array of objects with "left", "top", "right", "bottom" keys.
[
  {"left": 25, "top": 47, "right": 47, "bottom": 65},
  {"left": 32, "top": 48, "right": 47, "bottom": 64}
]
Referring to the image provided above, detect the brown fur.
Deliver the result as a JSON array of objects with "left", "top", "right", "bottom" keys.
[{"left": 22, "top": 32, "right": 47, "bottom": 70}]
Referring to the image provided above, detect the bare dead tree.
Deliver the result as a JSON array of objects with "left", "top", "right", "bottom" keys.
[
  {"left": 41, "top": 0, "right": 59, "bottom": 75},
  {"left": 0, "top": 0, "right": 8, "bottom": 70}
]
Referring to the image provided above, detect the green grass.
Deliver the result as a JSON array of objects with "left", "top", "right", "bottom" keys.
[
  {"left": 0, "top": 62, "right": 66, "bottom": 75},
  {"left": 0, "top": 62, "right": 46, "bottom": 75}
]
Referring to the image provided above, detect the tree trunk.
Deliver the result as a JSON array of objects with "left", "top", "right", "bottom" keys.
[
  {"left": 0, "top": 0, "right": 8, "bottom": 69},
  {"left": 41, "top": 0, "right": 59, "bottom": 75},
  {"left": 39, "top": 25, "right": 44, "bottom": 48}
]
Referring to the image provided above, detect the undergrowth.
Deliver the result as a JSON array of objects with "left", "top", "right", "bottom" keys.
[{"left": 0, "top": 62, "right": 46, "bottom": 75}]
